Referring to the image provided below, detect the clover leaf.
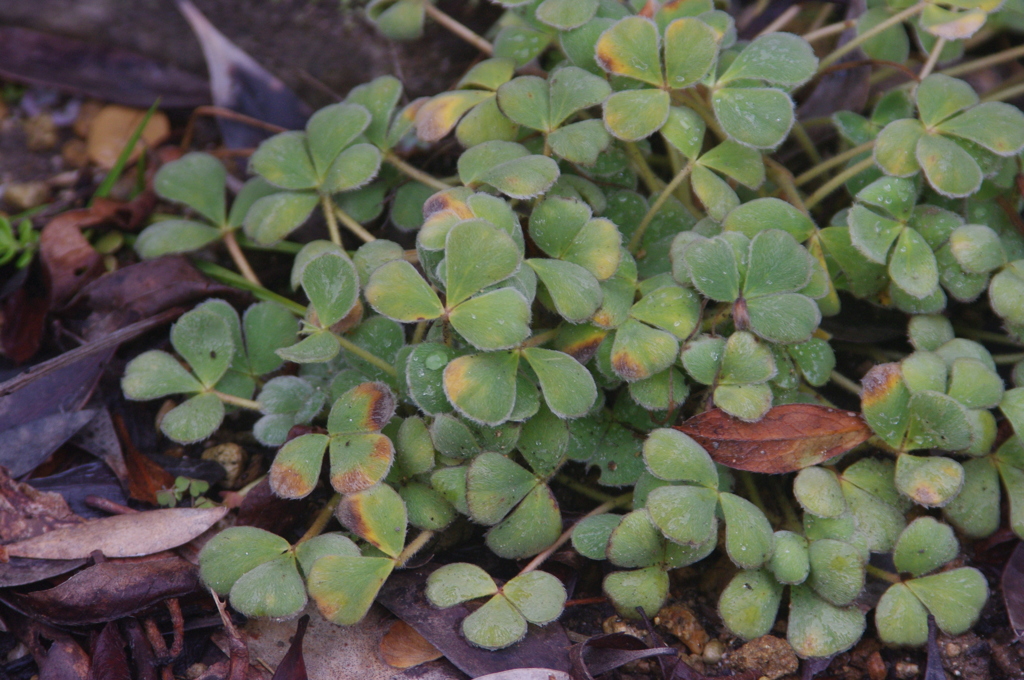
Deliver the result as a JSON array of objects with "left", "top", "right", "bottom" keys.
[
  {"left": 200, "top": 527, "right": 360, "bottom": 619},
  {"left": 245, "top": 103, "right": 382, "bottom": 244},
  {"left": 137, "top": 153, "right": 278, "bottom": 258},
  {"left": 425, "top": 564, "right": 567, "bottom": 650},
  {"left": 415, "top": 58, "right": 518, "bottom": 147},
  {"left": 595, "top": 15, "right": 719, "bottom": 141},
  {"left": 874, "top": 74, "right": 1024, "bottom": 198},
  {"left": 496, "top": 67, "right": 612, "bottom": 164},
  {"left": 680, "top": 230, "right": 821, "bottom": 345},
  {"left": 269, "top": 382, "right": 396, "bottom": 498},
  {"left": 875, "top": 519, "right": 987, "bottom": 646}
]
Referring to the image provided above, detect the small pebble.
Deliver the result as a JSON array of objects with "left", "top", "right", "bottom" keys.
[
  {"left": 3, "top": 181, "right": 50, "bottom": 211},
  {"left": 202, "top": 443, "right": 248, "bottom": 489},
  {"left": 729, "top": 636, "right": 798, "bottom": 680},
  {"left": 894, "top": 660, "right": 919, "bottom": 679},
  {"left": 62, "top": 138, "right": 89, "bottom": 168},
  {"left": 702, "top": 639, "right": 725, "bottom": 664},
  {"left": 23, "top": 114, "right": 58, "bottom": 151},
  {"left": 866, "top": 651, "right": 887, "bottom": 680},
  {"left": 655, "top": 604, "right": 709, "bottom": 654}
]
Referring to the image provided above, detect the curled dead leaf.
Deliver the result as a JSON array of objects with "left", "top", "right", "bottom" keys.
[
  {"left": 3, "top": 506, "right": 227, "bottom": 560},
  {"left": 380, "top": 619, "right": 442, "bottom": 669},
  {"left": 674, "top": 404, "right": 873, "bottom": 474}
]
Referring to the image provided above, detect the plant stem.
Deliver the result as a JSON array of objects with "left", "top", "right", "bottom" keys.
[
  {"left": 296, "top": 493, "right": 342, "bottom": 545},
  {"left": 213, "top": 391, "right": 262, "bottom": 411},
  {"left": 953, "top": 326, "right": 1024, "bottom": 347},
  {"left": 321, "top": 194, "right": 343, "bottom": 246},
  {"left": 191, "top": 260, "right": 307, "bottom": 316},
  {"left": 333, "top": 205, "right": 376, "bottom": 243},
  {"left": 411, "top": 321, "right": 429, "bottom": 344},
  {"left": 397, "top": 530, "right": 436, "bottom": 567},
  {"left": 802, "top": 19, "right": 855, "bottom": 42},
  {"left": 795, "top": 140, "right": 876, "bottom": 186},
  {"left": 756, "top": 4, "right": 801, "bottom": 36},
  {"left": 222, "top": 230, "right": 262, "bottom": 287},
  {"left": 830, "top": 370, "right": 862, "bottom": 396},
  {"left": 866, "top": 564, "right": 902, "bottom": 585},
  {"left": 554, "top": 474, "right": 618, "bottom": 503},
  {"left": 332, "top": 331, "right": 399, "bottom": 377},
  {"left": 918, "top": 37, "right": 946, "bottom": 80},
  {"left": 236, "top": 235, "right": 303, "bottom": 254},
  {"left": 982, "top": 79, "right": 1024, "bottom": 104},
  {"left": 737, "top": 471, "right": 773, "bottom": 522},
  {"left": 790, "top": 121, "right": 823, "bottom": 165},
  {"left": 765, "top": 158, "right": 809, "bottom": 213},
  {"left": 629, "top": 162, "right": 693, "bottom": 254},
  {"left": 817, "top": 2, "right": 927, "bottom": 72},
  {"left": 386, "top": 153, "right": 453, "bottom": 191},
  {"left": 804, "top": 156, "right": 875, "bottom": 210},
  {"left": 623, "top": 142, "right": 664, "bottom": 194},
  {"left": 994, "top": 353, "right": 1024, "bottom": 365},
  {"left": 422, "top": 2, "right": 493, "bottom": 55},
  {"left": 521, "top": 328, "right": 559, "bottom": 348},
  {"left": 941, "top": 43, "right": 1024, "bottom": 80},
  {"left": 517, "top": 492, "right": 632, "bottom": 576}
]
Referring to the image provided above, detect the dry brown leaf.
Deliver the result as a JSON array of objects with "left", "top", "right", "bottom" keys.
[
  {"left": 86, "top": 104, "right": 170, "bottom": 169},
  {"left": 674, "top": 404, "right": 873, "bottom": 474},
  {"left": 3, "top": 506, "right": 227, "bottom": 560},
  {"left": 0, "top": 466, "right": 82, "bottom": 543},
  {"left": 380, "top": 620, "right": 442, "bottom": 669}
]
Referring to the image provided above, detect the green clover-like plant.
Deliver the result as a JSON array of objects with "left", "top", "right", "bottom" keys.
[
  {"left": 496, "top": 67, "right": 612, "bottom": 164},
  {"left": 708, "top": 32, "right": 819, "bottom": 149},
  {"left": 307, "top": 483, "right": 409, "bottom": 624},
  {"left": 200, "top": 527, "right": 360, "bottom": 618},
  {"left": 122, "top": 301, "right": 293, "bottom": 443},
  {"left": 676, "top": 229, "right": 823, "bottom": 345},
  {"left": 681, "top": 331, "right": 777, "bottom": 421},
  {"left": 415, "top": 58, "right": 518, "bottom": 147},
  {"left": 425, "top": 563, "right": 567, "bottom": 650},
  {"left": 874, "top": 74, "right": 1024, "bottom": 197},
  {"left": 595, "top": 14, "right": 720, "bottom": 141},
  {"left": 269, "top": 382, "right": 396, "bottom": 498},
  {"left": 244, "top": 103, "right": 383, "bottom": 244},
  {"left": 277, "top": 243, "right": 362, "bottom": 364},
  {"left": 875, "top": 517, "right": 987, "bottom": 646},
  {"left": 136, "top": 153, "right": 277, "bottom": 258}
]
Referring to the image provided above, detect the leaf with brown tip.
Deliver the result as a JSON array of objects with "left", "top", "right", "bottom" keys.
[{"left": 674, "top": 404, "right": 872, "bottom": 474}]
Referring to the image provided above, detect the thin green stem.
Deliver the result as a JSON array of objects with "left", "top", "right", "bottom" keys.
[
  {"left": 192, "top": 260, "right": 306, "bottom": 316},
  {"left": 222, "top": 230, "right": 262, "bottom": 287},
  {"left": 236, "top": 235, "right": 303, "bottom": 254},
  {"left": 386, "top": 153, "right": 452, "bottom": 191},
  {"left": 411, "top": 321, "right": 429, "bottom": 344},
  {"left": 802, "top": 18, "right": 855, "bottom": 42},
  {"left": 953, "top": 326, "right": 1024, "bottom": 347},
  {"left": 918, "top": 37, "right": 946, "bottom": 80},
  {"left": 941, "top": 43, "right": 1024, "bottom": 80},
  {"left": 623, "top": 142, "right": 664, "bottom": 194},
  {"left": 213, "top": 391, "right": 262, "bottom": 411},
  {"left": 830, "top": 370, "right": 863, "bottom": 396},
  {"left": 518, "top": 492, "right": 632, "bottom": 576},
  {"left": 331, "top": 331, "right": 398, "bottom": 377},
  {"left": 396, "top": 530, "right": 436, "bottom": 567},
  {"left": 629, "top": 162, "right": 693, "bottom": 254},
  {"left": 738, "top": 471, "right": 776, "bottom": 524},
  {"left": 982, "top": 79, "right": 1024, "bottom": 104},
  {"left": 790, "top": 121, "right": 823, "bottom": 165},
  {"left": 866, "top": 564, "right": 902, "bottom": 585},
  {"left": 681, "top": 89, "right": 727, "bottom": 140},
  {"left": 765, "top": 158, "right": 809, "bottom": 213},
  {"left": 321, "top": 194, "right": 343, "bottom": 245},
  {"left": 296, "top": 494, "right": 341, "bottom": 545},
  {"left": 804, "top": 156, "right": 875, "bottom": 210},
  {"left": 333, "top": 205, "right": 376, "bottom": 243},
  {"left": 554, "top": 474, "right": 617, "bottom": 503},
  {"left": 994, "top": 353, "right": 1024, "bottom": 365},
  {"left": 773, "top": 477, "right": 801, "bottom": 532},
  {"left": 795, "top": 140, "right": 876, "bottom": 186},
  {"left": 521, "top": 328, "right": 559, "bottom": 349},
  {"left": 818, "top": 2, "right": 926, "bottom": 72}
]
